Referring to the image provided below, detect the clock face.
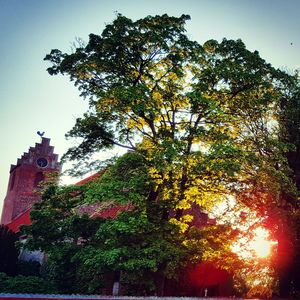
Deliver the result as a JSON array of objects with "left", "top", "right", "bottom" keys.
[{"left": 36, "top": 157, "right": 48, "bottom": 168}]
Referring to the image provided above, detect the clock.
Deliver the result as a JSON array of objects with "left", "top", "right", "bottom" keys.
[{"left": 36, "top": 157, "right": 48, "bottom": 168}]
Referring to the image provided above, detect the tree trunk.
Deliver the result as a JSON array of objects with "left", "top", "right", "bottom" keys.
[
  {"left": 112, "top": 271, "right": 121, "bottom": 296},
  {"left": 155, "top": 271, "right": 165, "bottom": 296}
]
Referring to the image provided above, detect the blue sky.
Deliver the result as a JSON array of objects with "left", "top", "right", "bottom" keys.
[{"left": 0, "top": 0, "right": 299, "bottom": 213}]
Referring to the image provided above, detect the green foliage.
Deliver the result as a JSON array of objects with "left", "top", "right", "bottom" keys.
[
  {"left": 22, "top": 182, "right": 106, "bottom": 294},
  {"left": 16, "top": 261, "right": 41, "bottom": 277},
  {"left": 185, "top": 224, "right": 240, "bottom": 268},
  {"left": 23, "top": 184, "right": 103, "bottom": 252},
  {"left": 40, "top": 13, "right": 300, "bottom": 296},
  {"left": 279, "top": 87, "right": 300, "bottom": 188},
  {"left": 22, "top": 160, "right": 240, "bottom": 295},
  {"left": 0, "top": 272, "right": 56, "bottom": 294},
  {"left": 72, "top": 209, "right": 186, "bottom": 295},
  {"left": 22, "top": 175, "right": 187, "bottom": 294},
  {"left": 84, "top": 152, "right": 151, "bottom": 205},
  {"left": 44, "top": 13, "right": 297, "bottom": 213},
  {"left": 41, "top": 243, "right": 104, "bottom": 294}
]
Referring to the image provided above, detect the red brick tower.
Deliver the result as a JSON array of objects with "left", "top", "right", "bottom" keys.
[{"left": 1, "top": 137, "right": 61, "bottom": 225}]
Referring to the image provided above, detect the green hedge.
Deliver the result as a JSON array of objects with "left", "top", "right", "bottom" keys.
[{"left": 0, "top": 272, "right": 56, "bottom": 294}]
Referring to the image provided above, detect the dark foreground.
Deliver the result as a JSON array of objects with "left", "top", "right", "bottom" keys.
[{"left": 0, "top": 294, "right": 294, "bottom": 300}]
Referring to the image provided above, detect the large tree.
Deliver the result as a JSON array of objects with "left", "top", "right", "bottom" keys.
[
  {"left": 23, "top": 152, "right": 238, "bottom": 295},
  {"left": 44, "top": 14, "right": 299, "bottom": 296}
]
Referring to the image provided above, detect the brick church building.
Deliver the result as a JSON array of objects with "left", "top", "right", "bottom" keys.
[{"left": 1, "top": 137, "right": 61, "bottom": 230}]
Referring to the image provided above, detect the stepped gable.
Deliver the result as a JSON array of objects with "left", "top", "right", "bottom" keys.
[
  {"left": 10, "top": 138, "right": 60, "bottom": 173},
  {"left": 1, "top": 137, "right": 61, "bottom": 225}
]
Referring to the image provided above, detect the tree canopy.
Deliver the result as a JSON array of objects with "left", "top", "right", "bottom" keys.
[
  {"left": 23, "top": 152, "right": 239, "bottom": 295},
  {"left": 39, "top": 13, "right": 300, "bottom": 296}
]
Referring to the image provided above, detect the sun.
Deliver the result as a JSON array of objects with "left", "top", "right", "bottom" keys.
[
  {"left": 232, "top": 226, "right": 275, "bottom": 259},
  {"left": 249, "top": 227, "right": 274, "bottom": 258}
]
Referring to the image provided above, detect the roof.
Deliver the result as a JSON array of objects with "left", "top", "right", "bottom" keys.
[
  {"left": 6, "top": 209, "right": 31, "bottom": 233},
  {"left": 91, "top": 203, "right": 133, "bottom": 219},
  {"left": 75, "top": 173, "right": 101, "bottom": 186}
]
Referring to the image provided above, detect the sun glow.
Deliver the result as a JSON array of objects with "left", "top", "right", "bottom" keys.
[
  {"left": 249, "top": 227, "right": 273, "bottom": 258},
  {"left": 233, "top": 227, "right": 276, "bottom": 259}
]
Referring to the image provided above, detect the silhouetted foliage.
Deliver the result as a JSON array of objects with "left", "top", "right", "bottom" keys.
[
  {"left": 0, "top": 272, "right": 56, "bottom": 294},
  {"left": 0, "top": 225, "right": 19, "bottom": 276},
  {"left": 17, "top": 260, "right": 41, "bottom": 277}
]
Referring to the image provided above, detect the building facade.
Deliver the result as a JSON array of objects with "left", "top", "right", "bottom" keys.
[{"left": 1, "top": 137, "right": 61, "bottom": 225}]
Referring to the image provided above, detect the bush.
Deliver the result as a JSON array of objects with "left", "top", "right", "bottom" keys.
[
  {"left": 17, "top": 260, "right": 41, "bottom": 276},
  {"left": 0, "top": 272, "right": 56, "bottom": 294},
  {"left": 0, "top": 226, "right": 19, "bottom": 276}
]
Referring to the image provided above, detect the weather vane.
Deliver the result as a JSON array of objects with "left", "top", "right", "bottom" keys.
[{"left": 37, "top": 131, "right": 45, "bottom": 138}]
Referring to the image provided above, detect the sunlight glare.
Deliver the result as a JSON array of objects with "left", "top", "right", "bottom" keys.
[
  {"left": 232, "top": 226, "right": 275, "bottom": 259},
  {"left": 249, "top": 227, "right": 273, "bottom": 258}
]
